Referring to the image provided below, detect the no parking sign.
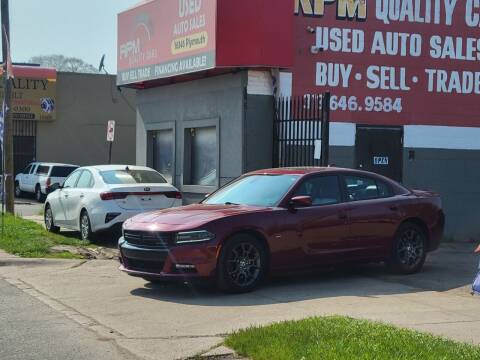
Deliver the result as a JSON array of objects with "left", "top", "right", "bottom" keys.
[{"left": 107, "top": 120, "right": 115, "bottom": 142}]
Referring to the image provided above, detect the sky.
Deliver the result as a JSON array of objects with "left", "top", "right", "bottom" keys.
[{"left": 7, "top": 0, "right": 139, "bottom": 73}]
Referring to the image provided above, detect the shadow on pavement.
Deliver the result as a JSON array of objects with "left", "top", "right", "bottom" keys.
[{"left": 129, "top": 243, "right": 480, "bottom": 306}]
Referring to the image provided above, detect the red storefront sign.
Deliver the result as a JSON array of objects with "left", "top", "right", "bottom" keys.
[
  {"left": 117, "top": 0, "right": 217, "bottom": 85},
  {"left": 293, "top": 0, "right": 480, "bottom": 126}
]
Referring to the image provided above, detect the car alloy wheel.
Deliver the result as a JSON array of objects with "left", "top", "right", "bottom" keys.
[
  {"left": 80, "top": 211, "right": 92, "bottom": 241},
  {"left": 217, "top": 234, "right": 266, "bottom": 293},
  {"left": 35, "top": 186, "right": 43, "bottom": 202},
  {"left": 388, "top": 223, "right": 426, "bottom": 274},
  {"left": 15, "top": 183, "right": 22, "bottom": 197},
  {"left": 227, "top": 242, "right": 261, "bottom": 288},
  {"left": 397, "top": 228, "right": 424, "bottom": 268},
  {"left": 44, "top": 205, "right": 59, "bottom": 233}
]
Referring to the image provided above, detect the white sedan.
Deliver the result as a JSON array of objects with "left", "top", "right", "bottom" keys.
[{"left": 44, "top": 165, "right": 183, "bottom": 240}]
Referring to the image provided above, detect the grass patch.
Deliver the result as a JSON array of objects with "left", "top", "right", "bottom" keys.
[
  {"left": 225, "top": 316, "right": 480, "bottom": 360},
  {"left": 0, "top": 213, "right": 89, "bottom": 259}
]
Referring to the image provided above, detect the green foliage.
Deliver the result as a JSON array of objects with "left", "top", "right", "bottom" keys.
[
  {"left": 0, "top": 214, "right": 89, "bottom": 258},
  {"left": 225, "top": 316, "right": 480, "bottom": 360}
]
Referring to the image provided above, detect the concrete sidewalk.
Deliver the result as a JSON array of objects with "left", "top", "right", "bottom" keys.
[{"left": 0, "top": 243, "right": 479, "bottom": 360}]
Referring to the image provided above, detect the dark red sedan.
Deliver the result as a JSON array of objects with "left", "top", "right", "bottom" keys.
[{"left": 119, "top": 167, "right": 444, "bottom": 292}]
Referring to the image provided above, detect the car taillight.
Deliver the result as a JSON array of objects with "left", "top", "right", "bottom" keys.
[
  {"left": 100, "top": 192, "right": 128, "bottom": 201},
  {"left": 165, "top": 191, "right": 182, "bottom": 199},
  {"left": 100, "top": 191, "right": 182, "bottom": 200},
  {"left": 46, "top": 177, "right": 51, "bottom": 188}
]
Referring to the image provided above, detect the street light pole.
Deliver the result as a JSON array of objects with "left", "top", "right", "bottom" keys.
[{"left": 1, "top": 0, "right": 14, "bottom": 214}]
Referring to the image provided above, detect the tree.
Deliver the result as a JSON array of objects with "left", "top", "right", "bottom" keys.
[{"left": 29, "top": 55, "right": 98, "bottom": 73}]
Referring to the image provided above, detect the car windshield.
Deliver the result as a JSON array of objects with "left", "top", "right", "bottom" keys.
[
  {"left": 204, "top": 174, "right": 300, "bottom": 207},
  {"left": 100, "top": 170, "right": 167, "bottom": 184}
]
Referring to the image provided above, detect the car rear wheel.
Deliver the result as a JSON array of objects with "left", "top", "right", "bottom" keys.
[
  {"left": 35, "top": 185, "right": 44, "bottom": 202},
  {"left": 44, "top": 205, "right": 60, "bottom": 233},
  {"left": 387, "top": 223, "right": 427, "bottom": 274},
  {"left": 217, "top": 234, "right": 267, "bottom": 293},
  {"left": 15, "top": 182, "right": 23, "bottom": 198},
  {"left": 80, "top": 210, "right": 93, "bottom": 242}
]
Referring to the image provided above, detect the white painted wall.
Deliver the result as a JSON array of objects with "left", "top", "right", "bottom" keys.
[
  {"left": 404, "top": 125, "right": 480, "bottom": 150},
  {"left": 247, "top": 70, "right": 274, "bottom": 96}
]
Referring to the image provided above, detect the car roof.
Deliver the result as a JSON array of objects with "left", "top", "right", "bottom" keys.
[
  {"left": 246, "top": 167, "right": 353, "bottom": 176},
  {"left": 86, "top": 165, "right": 155, "bottom": 172},
  {"left": 245, "top": 167, "right": 409, "bottom": 193},
  {"left": 30, "top": 162, "right": 78, "bottom": 167}
]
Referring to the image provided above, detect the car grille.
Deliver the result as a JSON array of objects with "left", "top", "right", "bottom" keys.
[
  {"left": 124, "top": 230, "right": 174, "bottom": 249},
  {"left": 125, "top": 258, "right": 165, "bottom": 273}
]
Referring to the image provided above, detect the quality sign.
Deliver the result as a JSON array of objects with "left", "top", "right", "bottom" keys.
[
  {"left": 117, "top": 0, "right": 217, "bottom": 85},
  {"left": 0, "top": 67, "right": 57, "bottom": 121},
  {"left": 293, "top": 0, "right": 480, "bottom": 126}
]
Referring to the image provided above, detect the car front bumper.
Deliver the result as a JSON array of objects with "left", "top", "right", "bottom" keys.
[{"left": 118, "top": 237, "right": 219, "bottom": 280}]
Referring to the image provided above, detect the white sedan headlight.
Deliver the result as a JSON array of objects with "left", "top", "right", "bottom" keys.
[{"left": 176, "top": 230, "right": 215, "bottom": 244}]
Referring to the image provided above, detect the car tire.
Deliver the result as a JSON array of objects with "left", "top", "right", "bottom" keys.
[
  {"left": 44, "top": 204, "right": 60, "bottom": 233},
  {"left": 15, "top": 181, "right": 23, "bottom": 198},
  {"left": 35, "top": 185, "right": 45, "bottom": 202},
  {"left": 387, "top": 222, "right": 427, "bottom": 275},
  {"left": 217, "top": 234, "right": 267, "bottom": 293},
  {"left": 80, "top": 210, "right": 94, "bottom": 242}
]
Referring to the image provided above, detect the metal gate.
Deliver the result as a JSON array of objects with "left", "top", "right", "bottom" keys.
[
  {"left": 273, "top": 93, "right": 330, "bottom": 168},
  {"left": 13, "top": 120, "right": 37, "bottom": 175}
]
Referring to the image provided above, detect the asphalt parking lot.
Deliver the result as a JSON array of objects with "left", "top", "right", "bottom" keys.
[
  {"left": 14, "top": 198, "right": 44, "bottom": 217},
  {"left": 1, "top": 242, "right": 479, "bottom": 360}
]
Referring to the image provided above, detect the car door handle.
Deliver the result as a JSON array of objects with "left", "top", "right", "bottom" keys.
[
  {"left": 389, "top": 206, "right": 399, "bottom": 211},
  {"left": 80, "top": 194, "right": 84, "bottom": 199},
  {"left": 64, "top": 194, "right": 69, "bottom": 198},
  {"left": 338, "top": 213, "right": 348, "bottom": 220}
]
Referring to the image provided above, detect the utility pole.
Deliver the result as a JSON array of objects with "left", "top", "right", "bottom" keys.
[{"left": 1, "top": 0, "right": 14, "bottom": 214}]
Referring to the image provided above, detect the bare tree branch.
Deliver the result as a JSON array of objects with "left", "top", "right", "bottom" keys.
[{"left": 29, "top": 55, "right": 98, "bottom": 73}]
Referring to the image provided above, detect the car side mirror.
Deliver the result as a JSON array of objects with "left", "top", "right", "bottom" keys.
[
  {"left": 289, "top": 196, "right": 312, "bottom": 208},
  {"left": 48, "top": 183, "right": 62, "bottom": 193}
]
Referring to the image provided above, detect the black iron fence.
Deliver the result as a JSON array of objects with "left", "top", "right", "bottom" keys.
[
  {"left": 13, "top": 120, "right": 37, "bottom": 175},
  {"left": 273, "top": 93, "right": 330, "bottom": 168}
]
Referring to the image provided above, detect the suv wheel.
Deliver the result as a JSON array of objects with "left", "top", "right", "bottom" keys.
[
  {"left": 35, "top": 185, "right": 44, "bottom": 202},
  {"left": 387, "top": 223, "right": 427, "bottom": 275},
  {"left": 15, "top": 182, "right": 23, "bottom": 198},
  {"left": 217, "top": 234, "right": 267, "bottom": 293}
]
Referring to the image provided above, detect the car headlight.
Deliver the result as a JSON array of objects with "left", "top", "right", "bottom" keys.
[{"left": 176, "top": 230, "right": 215, "bottom": 244}]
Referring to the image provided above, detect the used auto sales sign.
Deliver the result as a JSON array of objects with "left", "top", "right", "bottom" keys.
[
  {"left": 117, "top": 0, "right": 216, "bottom": 86},
  {"left": 293, "top": 0, "right": 480, "bottom": 126}
]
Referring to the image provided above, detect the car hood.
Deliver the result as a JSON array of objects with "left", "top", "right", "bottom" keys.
[{"left": 125, "top": 203, "right": 272, "bottom": 231}]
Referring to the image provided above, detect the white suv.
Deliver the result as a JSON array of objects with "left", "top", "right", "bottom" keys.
[{"left": 15, "top": 162, "right": 79, "bottom": 202}]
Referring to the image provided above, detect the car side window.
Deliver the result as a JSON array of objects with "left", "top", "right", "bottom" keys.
[
  {"left": 294, "top": 175, "right": 342, "bottom": 206},
  {"left": 36, "top": 165, "right": 50, "bottom": 175},
  {"left": 345, "top": 175, "right": 392, "bottom": 201},
  {"left": 23, "top": 165, "right": 32, "bottom": 174},
  {"left": 63, "top": 170, "right": 82, "bottom": 189},
  {"left": 76, "top": 170, "right": 94, "bottom": 189},
  {"left": 377, "top": 180, "right": 393, "bottom": 198}
]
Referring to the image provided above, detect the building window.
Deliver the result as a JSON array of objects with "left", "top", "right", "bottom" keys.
[
  {"left": 184, "top": 126, "right": 217, "bottom": 187},
  {"left": 148, "top": 129, "right": 174, "bottom": 184}
]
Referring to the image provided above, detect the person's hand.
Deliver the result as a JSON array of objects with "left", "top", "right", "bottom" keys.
[{"left": 475, "top": 244, "right": 480, "bottom": 253}]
